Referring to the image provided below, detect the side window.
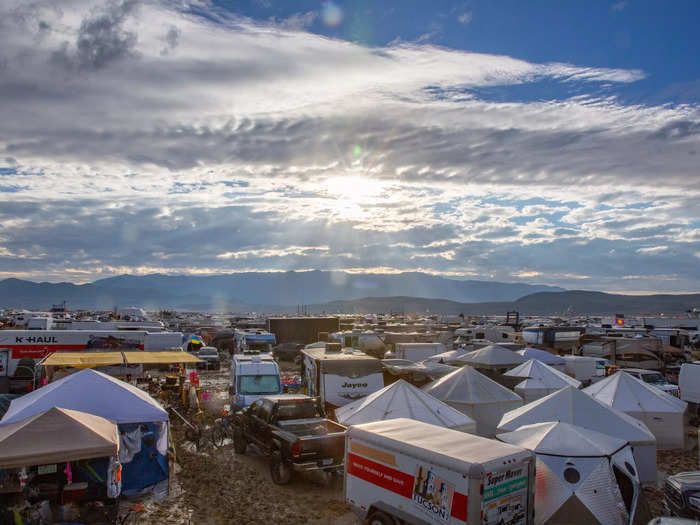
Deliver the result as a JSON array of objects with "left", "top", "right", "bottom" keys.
[
  {"left": 249, "top": 400, "right": 263, "bottom": 418},
  {"left": 260, "top": 400, "right": 274, "bottom": 423}
]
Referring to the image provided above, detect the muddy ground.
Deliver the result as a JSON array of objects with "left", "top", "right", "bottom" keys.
[{"left": 127, "top": 366, "right": 357, "bottom": 525}]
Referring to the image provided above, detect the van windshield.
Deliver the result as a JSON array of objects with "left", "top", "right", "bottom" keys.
[
  {"left": 641, "top": 372, "right": 665, "bottom": 385},
  {"left": 238, "top": 374, "right": 280, "bottom": 395}
]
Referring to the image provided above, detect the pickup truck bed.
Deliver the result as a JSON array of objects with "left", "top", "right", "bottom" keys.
[{"left": 278, "top": 418, "right": 346, "bottom": 436}]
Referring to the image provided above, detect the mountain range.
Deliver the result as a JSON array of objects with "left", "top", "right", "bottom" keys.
[
  {"left": 0, "top": 271, "right": 562, "bottom": 310},
  {"left": 0, "top": 272, "right": 697, "bottom": 314}
]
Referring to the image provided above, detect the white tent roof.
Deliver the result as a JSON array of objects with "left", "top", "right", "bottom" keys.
[
  {"left": 498, "top": 421, "right": 627, "bottom": 456},
  {"left": 336, "top": 379, "right": 476, "bottom": 431},
  {"left": 516, "top": 347, "right": 566, "bottom": 366},
  {"left": 460, "top": 344, "right": 527, "bottom": 367},
  {"left": 505, "top": 359, "right": 581, "bottom": 389},
  {"left": 423, "top": 349, "right": 471, "bottom": 364},
  {"left": 422, "top": 366, "right": 522, "bottom": 404},
  {"left": 583, "top": 371, "right": 687, "bottom": 413},
  {"left": 498, "top": 386, "right": 655, "bottom": 444},
  {"left": 1, "top": 369, "right": 168, "bottom": 425}
]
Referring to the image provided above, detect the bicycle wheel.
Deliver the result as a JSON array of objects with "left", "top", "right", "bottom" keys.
[{"left": 210, "top": 425, "right": 226, "bottom": 448}]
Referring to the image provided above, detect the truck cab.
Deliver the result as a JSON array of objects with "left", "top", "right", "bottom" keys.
[{"left": 230, "top": 352, "right": 282, "bottom": 410}]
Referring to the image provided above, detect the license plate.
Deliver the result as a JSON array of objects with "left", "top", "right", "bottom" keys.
[
  {"left": 322, "top": 458, "right": 333, "bottom": 466},
  {"left": 37, "top": 464, "right": 57, "bottom": 475}
]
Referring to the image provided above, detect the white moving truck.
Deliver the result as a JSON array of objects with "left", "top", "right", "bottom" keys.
[{"left": 345, "top": 418, "right": 535, "bottom": 525}]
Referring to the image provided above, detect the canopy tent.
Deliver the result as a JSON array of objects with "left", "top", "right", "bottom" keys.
[
  {"left": 422, "top": 366, "right": 522, "bottom": 436},
  {"left": 457, "top": 344, "right": 527, "bottom": 370},
  {"left": 381, "top": 359, "right": 458, "bottom": 384},
  {"left": 504, "top": 359, "right": 581, "bottom": 402},
  {"left": 584, "top": 371, "right": 687, "bottom": 450},
  {"left": 336, "top": 379, "right": 476, "bottom": 433},
  {"left": 0, "top": 407, "right": 118, "bottom": 469},
  {"left": 516, "top": 348, "right": 567, "bottom": 372},
  {"left": 41, "top": 350, "right": 202, "bottom": 368},
  {"left": 498, "top": 422, "right": 646, "bottom": 525},
  {"left": 497, "top": 386, "right": 657, "bottom": 485},
  {"left": 1, "top": 369, "right": 168, "bottom": 425},
  {"left": 422, "top": 349, "right": 472, "bottom": 365}
]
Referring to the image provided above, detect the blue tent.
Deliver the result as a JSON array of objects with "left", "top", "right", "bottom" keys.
[{"left": 1, "top": 370, "right": 169, "bottom": 493}]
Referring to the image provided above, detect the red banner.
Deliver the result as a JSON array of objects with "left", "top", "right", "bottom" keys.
[{"left": 10, "top": 345, "right": 87, "bottom": 359}]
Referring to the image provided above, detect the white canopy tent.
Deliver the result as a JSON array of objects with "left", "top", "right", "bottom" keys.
[
  {"left": 498, "top": 422, "right": 645, "bottom": 525},
  {"left": 422, "top": 366, "right": 522, "bottom": 436},
  {"left": 422, "top": 349, "right": 472, "bottom": 365},
  {"left": 336, "top": 379, "right": 476, "bottom": 433},
  {"left": 497, "top": 386, "right": 657, "bottom": 485},
  {"left": 516, "top": 348, "right": 567, "bottom": 372},
  {"left": 584, "top": 371, "right": 687, "bottom": 450},
  {"left": 457, "top": 344, "right": 527, "bottom": 371},
  {"left": 505, "top": 359, "right": 581, "bottom": 402},
  {"left": 1, "top": 369, "right": 168, "bottom": 425}
]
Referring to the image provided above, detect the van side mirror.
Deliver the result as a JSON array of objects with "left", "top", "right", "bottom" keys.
[{"left": 228, "top": 386, "right": 235, "bottom": 396}]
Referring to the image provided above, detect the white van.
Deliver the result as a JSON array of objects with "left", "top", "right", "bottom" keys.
[
  {"left": 345, "top": 418, "right": 535, "bottom": 525},
  {"left": 230, "top": 352, "right": 282, "bottom": 410}
]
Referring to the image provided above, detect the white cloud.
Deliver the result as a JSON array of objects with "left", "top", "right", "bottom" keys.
[
  {"left": 458, "top": 12, "right": 472, "bottom": 24},
  {"left": 0, "top": 0, "right": 696, "bottom": 292}
]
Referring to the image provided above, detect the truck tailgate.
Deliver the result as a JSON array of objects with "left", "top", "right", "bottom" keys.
[{"left": 299, "top": 431, "right": 346, "bottom": 463}]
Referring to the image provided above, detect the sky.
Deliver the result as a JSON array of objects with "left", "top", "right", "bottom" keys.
[{"left": 0, "top": 0, "right": 698, "bottom": 293}]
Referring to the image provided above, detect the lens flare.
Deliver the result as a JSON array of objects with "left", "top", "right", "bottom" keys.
[{"left": 321, "top": 2, "right": 343, "bottom": 27}]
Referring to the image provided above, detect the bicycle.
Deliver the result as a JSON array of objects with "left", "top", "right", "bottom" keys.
[{"left": 210, "top": 410, "right": 235, "bottom": 448}]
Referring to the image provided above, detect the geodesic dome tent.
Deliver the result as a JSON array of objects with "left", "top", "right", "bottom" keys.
[
  {"left": 504, "top": 359, "right": 581, "bottom": 402},
  {"left": 584, "top": 371, "right": 687, "bottom": 450},
  {"left": 497, "top": 386, "right": 657, "bottom": 485},
  {"left": 422, "top": 366, "right": 522, "bottom": 436},
  {"left": 498, "top": 421, "right": 646, "bottom": 525},
  {"left": 335, "top": 379, "right": 476, "bottom": 433},
  {"left": 457, "top": 344, "right": 527, "bottom": 371}
]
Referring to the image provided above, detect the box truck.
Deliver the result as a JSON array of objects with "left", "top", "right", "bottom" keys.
[
  {"left": 345, "top": 418, "right": 535, "bottom": 525},
  {"left": 392, "top": 343, "right": 447, "bottom": 363}
]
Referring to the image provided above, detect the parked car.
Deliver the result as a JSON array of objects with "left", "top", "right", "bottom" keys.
[
  {"left": 622, "top": 368, "right": 680, "bottom": 397},
  {"left": 666, "top": 364, "right": 682, "bottom": 385},
  {"left": 232, "top": 394, "right": 346, "bottom": 484},
  {"left": 664, "top": 471, "right": 700, "bottom": 519},
  {"left": 196, "top": 346, "right": 221, "bottom": 370}
]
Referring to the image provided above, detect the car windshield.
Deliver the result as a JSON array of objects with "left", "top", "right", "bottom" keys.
[
  {"left": 200, "top": 348, "right": 217, "bottom": 355},
  {"left": 641, "top": 373, "right": 665, "bottom": 384},
  {"left": 238, "top": 374, "right": 280, "bottom": 395}
]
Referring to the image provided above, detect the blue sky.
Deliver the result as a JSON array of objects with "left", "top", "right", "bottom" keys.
[{"left": 0, "top": 0, "right": 698, "bottom": 293}]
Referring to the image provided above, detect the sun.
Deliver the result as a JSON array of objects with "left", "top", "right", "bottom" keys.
[{"left": 324, "top": 176, "right": 387, "bottom": 219}]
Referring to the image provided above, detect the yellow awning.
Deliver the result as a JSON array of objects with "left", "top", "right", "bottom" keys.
[
  {"left": 41, "top": 352, "right": 125, "bottom": 368},
  {"left": 122, "top": 351, "right": 203, "bottom": 364}
]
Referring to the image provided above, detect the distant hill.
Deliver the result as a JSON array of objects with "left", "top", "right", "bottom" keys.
[
  {"left": 0, "top": 271, "right": 562, "bottom": 310},
  {"left": 309, "top": 291, "right": 700, "bottom": 315}
]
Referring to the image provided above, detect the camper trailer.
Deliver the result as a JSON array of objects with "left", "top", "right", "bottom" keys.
[{"left": 300, "top": 344, "right": 384, "bottom": 410}]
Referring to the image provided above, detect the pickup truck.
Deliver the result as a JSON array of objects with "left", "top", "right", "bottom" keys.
[{"left": 232, "top": 394, "right": 346, "bottom": 485}]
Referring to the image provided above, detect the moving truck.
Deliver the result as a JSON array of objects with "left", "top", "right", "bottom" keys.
[{"left": 345, "top": 418, "right": 535, "bottom": 525}]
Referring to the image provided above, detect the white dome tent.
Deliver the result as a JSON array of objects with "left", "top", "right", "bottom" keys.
[
  {"left": 497, "top": 386, "right": 657, "bottom": 485},
  {"left": 516, "top": 347, "right": 567, "bottom": 372},
  {"left": 504, "top": 359, "right": 581, "bottom": 402},
  {"left": 498, "top": 422, "right": 646, "bottom": 525},
  {"left": 335, "top": 379, "right": 476, "bottom": 433},
  {"left": 457, "top": 344, "right": 527, "bottom": 371},
  {"left": 422, "top": 366, "right": 522, "bottom": 436},
  {"left": 584, "top": 371, "right": 687, "bottom": 450}
]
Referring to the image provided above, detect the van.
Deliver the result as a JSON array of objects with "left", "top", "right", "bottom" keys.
[
  {"left": 345, "top": 418, "right": 535, "bottom": 525},
  {"left": 230, "top": 352, "right": 282, "bottom": 410}
]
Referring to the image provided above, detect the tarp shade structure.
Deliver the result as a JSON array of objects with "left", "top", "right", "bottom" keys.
[
  {"left": 457, "top": 344, "right": 527, "bottom": 370},
  {"left": 422, "top": 366, "right": 522, "bottom": 437},
  {"left": 41, "top": 352, "right": 126, "bottom": 368},
  {"left": 336, "top": 379, "right": 477, "bottom": 433},
  {"left": 505, "top": 359, "right": 582, "bottom": 402},
  {"left": 1, "top": 369, "right": 168, "bottom": 425},
  {"left": 497, "top": 386, "right": 657, "bottom": 485},
  {"left": 516, "top": 348, "right": 567, "bottom": 372},
  {"left": 0, "top": 407, "right": 118, "bottom": 469},
  {"left": 123, "top": 351, "right": 202, "bottom": 364},
  {"left": 498, "top": 422, "right": 646, "bottom": 525},
  {"left": 41, "top": 351, "right": 202, "bottom": 368},
  {"left": 584, "top": 371, "right": 687, "bottom": 450}
]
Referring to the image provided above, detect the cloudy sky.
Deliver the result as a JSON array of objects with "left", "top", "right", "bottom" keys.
[{"left": 0, "top": 0, "right": 698, "bottom": 293}]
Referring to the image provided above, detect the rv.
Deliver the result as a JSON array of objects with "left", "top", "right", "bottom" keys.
[
  {"left": 233, "top": 329, "right": 276, "bottom": 354},
  {"left": 391, "top": 342, "right": 446, "bottom": 362},
  {"left": 300, "top": 344, "right": 384, "bottom": 410}
]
